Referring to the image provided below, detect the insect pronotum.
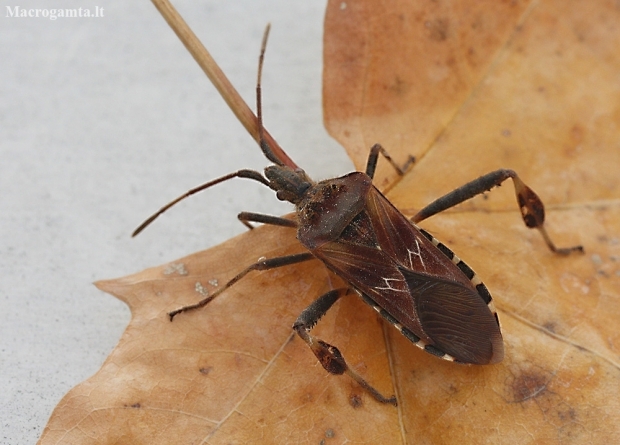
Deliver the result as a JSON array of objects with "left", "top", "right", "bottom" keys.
[{"left": 133, "top": 24, "right": 583, "bottom": 406}]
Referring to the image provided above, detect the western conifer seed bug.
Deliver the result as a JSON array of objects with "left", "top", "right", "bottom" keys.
[{"left": 133, "top": 25, "right": 583, "bottom": 406}]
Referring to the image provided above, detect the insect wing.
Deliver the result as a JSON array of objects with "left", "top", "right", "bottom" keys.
[
  {"left": 314, "top": 239, "right": 424, "bottom": 327},
  {"left": 365, "top": 186, "right": 472, "bottom": 288},
  {"left": 399, "top": 267, "right": 503, "bottom": 364},
  {"left": 366, "top": 186, "right": 503, "bottom": 363},
  {"left": 312, "top": 185, "right": 503, "bottom": 364}
]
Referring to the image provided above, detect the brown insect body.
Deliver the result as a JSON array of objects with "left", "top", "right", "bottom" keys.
[
  {"left": 134, "top": 25, "right": 582, "bottom": 405},
  {"left": 283, "top": 169, "right": 503, "bottom": 365}
]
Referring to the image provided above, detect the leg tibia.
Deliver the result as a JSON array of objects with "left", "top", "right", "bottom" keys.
[
  {"left": 412, "top": 169, "right": 583, "bottom": 255},
  {"left": 293, "top": 288, "right": 397, "bottom": 406}
]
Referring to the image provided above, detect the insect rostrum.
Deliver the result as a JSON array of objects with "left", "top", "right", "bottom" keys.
[{"left": 133, "top": 26, "right": 583, "bottom": 406}]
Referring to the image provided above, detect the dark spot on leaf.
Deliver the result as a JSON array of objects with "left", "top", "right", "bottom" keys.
[
  {"left": 349, "top": 393, "right": 363, "bottom": 408},
  {"left": 425, "top": 18, "right": 449, "bottom": 41},
  {"left": 199, "top": 366, "right": 213, "bottom": 375},
  {"left": 557, "top": 404, "right": 577, "bottom": 421},
  {"left": 448, "top": 384, "right": 458, "bottom": 395},
  {"left": 507, "top": 368, "right": 549, "bottom": 403},
  {"left": 386, "top": 76, "right": 409, "bottom": 96},
  {"left": 123, "top": 402, "right": 141, "bottom": 409}
]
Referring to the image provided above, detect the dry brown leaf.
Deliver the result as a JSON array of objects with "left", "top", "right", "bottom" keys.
[{"left": 40, "top": 0, "right": 620, "bottom": 444}]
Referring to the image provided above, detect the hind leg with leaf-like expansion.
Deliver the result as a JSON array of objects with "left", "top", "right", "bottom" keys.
[
  {"left": 411, "top": 169, "right": 583, "bottom": 255},
  {"left": 293, "top": 288, "right": 397, "bottom": 406}
]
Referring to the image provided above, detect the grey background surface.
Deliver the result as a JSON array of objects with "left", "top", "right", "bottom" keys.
[{"left": 1, "top": 1, "right": 349, "bottom": 442}]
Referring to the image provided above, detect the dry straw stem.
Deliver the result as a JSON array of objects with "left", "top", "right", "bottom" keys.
[{"left": 150, "top": 0, "right": 294, "bottom": 167}]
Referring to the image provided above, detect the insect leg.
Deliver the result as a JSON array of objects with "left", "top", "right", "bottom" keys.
[
  {"left": 411, "top": 169, "right": 583, "bottom": 255},
  {"left": 365, "top": 143, "right": 415, "bottom": 179},
  {"left": 237, "top": 211, "right": 298, "bottom": 230},
  {"left": 293, "top": 288, "right": 397, "bottom": 406},
  {"left": 168, "top": 252, "right": 314, "bottom": 320}
]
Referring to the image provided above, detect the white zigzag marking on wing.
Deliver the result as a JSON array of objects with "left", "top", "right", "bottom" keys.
[
  {"left": 375, "top": 277, "right": 408, "bottom": 292},
  {"left": 407, "top": 238, "right": 426, "bottom": 271}
]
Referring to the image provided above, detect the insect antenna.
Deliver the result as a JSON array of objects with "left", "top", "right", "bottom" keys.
[
  {"left": 256, "top": 24, "right": 283, "bottom": 167},
  {"left": 131, "top": 169, "right": 271, "bottom": 237},
  {"left": 132, "top": 24, "right": 297, "bottom": 238}
]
